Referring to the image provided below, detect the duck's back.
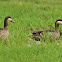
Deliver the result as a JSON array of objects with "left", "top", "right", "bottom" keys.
[{"left": 49, "top": 31, "right": 60, "bottom": 41}]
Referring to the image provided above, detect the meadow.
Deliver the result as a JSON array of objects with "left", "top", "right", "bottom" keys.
[{"left": 0, "top": 0, "right": 62, "bottom": 62}]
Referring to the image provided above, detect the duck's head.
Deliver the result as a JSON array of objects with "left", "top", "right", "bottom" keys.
[
  {"left": 4, "top": 16, "right": 15, "bottom": 23},
  {"left": 56, "top": 19, "right": 62, "bottom": 25}
]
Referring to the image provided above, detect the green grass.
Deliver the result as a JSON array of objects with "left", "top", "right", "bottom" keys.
[{"left": 0, "top": 0, "right": 62, "bottom": 62}]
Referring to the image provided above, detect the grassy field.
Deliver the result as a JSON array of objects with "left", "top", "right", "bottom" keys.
[{"left": 0, "top": 0, "right": 62, "bottom": 62}]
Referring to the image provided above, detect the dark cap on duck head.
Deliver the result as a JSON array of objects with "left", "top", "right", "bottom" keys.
[
  {"left": 4, "top": 16, "right": 15, "bottom": 23},
  {"left": 56, "top": 19, "right": 62, "bottom": 22},
  {"left": 55, "top": 19, "right": 62, "bottom": 24}
]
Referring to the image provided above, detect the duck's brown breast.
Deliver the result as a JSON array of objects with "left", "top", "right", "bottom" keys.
[{"left": 0, "top": 30, "right": 9, "bottom": 39}]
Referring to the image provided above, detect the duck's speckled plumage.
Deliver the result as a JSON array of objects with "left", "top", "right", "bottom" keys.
[{"left": 0, "top": 29, "right": 9, "bottom": 39}]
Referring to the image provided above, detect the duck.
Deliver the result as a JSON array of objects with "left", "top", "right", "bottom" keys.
[
  {"left": 29, "top": 19, "right": 62, "bottom": 41},
  {"left": 0, "top": 16, "right": 15, "bottom": 39}
]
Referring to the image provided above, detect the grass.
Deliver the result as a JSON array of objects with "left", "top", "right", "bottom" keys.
[{"left": 0, "top": 0, "right": 62, "bottom": 62}]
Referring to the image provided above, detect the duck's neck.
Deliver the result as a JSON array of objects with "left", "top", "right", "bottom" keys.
[
  {"left": 55, "top": 23, "right": 59, "bottom": 33},
  {"left": 4, "top": 22, "right": 8, "bottom": 30}
]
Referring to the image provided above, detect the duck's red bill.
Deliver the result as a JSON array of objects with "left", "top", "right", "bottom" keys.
[{"left": 11, "top": 20, "right": 15, "bottom": 23}]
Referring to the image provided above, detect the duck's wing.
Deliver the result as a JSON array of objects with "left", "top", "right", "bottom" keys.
[
  {"left": 32, "top": 30, "right": 44, "bottom": 34},
  {"left": 44, "top": 29, "right": 55, "bottom": 32},
  {"left": 0, "top": 28, "right": 3, "bottom": 30},
  {"left": 32, "top": 29, "right": 55, "bottom": 34}
]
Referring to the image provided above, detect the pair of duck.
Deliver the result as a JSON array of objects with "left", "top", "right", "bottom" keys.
[
  {"left": 0, "top": 16, "right": 62, "bottom": 41},
  {"left": 29, "top": 19, "right": 62, "bottom": 41}
]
